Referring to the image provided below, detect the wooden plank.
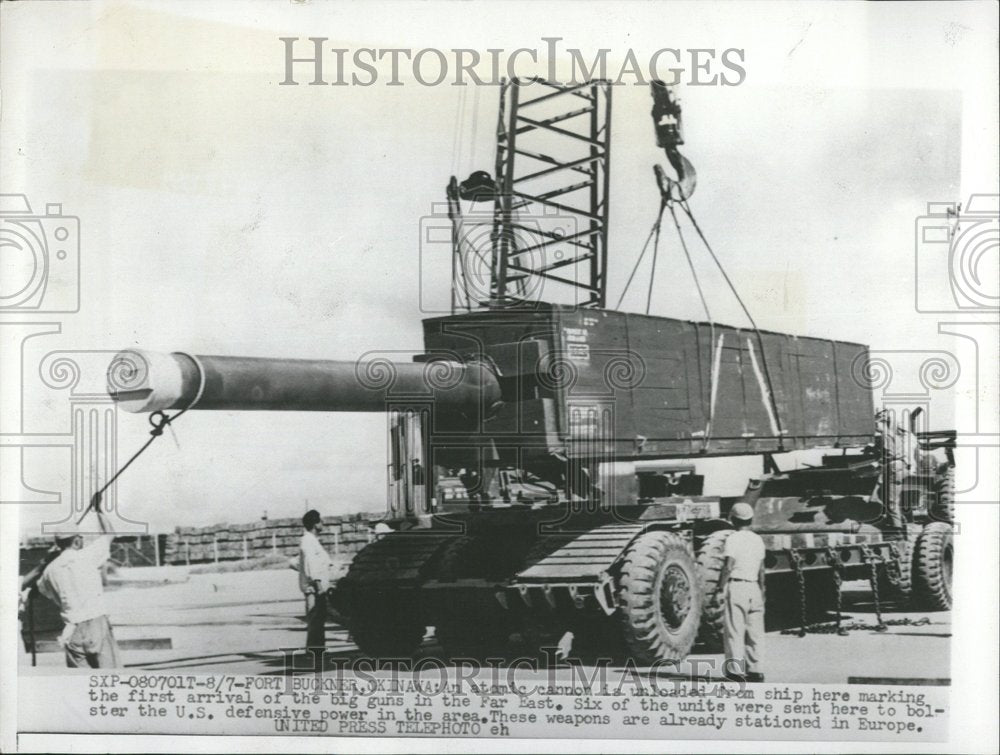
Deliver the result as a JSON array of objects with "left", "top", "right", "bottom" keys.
[
  {"left": 561, "top": 535, "right": 636, "bottom": 544},
  {"left": 537, "top": 532, "right": 638, "bottom": 541},
  {"left": 524, "top": 558, "right": 617, "bottom": 566},
  {"left": 520, "top": 559, "right": 613, "bottom": 571},
  {"left": 34, "top": 638, "right": 172, "bottom": 653},
  {"left": 517, "top": 568, "right": 605, "bottom": 580},
  {"left": 532, "top": 547, "right": 625, "bottom": 558},
  {"left": 536, "top": 545, "right": 625, "bottom": 560}
]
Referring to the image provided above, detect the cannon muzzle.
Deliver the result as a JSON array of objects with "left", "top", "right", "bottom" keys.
[{"left": 108, "top": 349, "right": 502, "bottom": 415}]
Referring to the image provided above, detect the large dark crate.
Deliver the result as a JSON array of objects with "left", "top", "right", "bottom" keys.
[{"left": 422, "top": 304, "right": 874, "bottom": 459}]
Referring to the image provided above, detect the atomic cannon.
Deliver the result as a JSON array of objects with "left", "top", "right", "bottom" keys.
[
  {"left": 106, "top": 79, "right": 954, "bottom": 663},
  {"left": 108, "top": 305, "right": 955, "bottom": 662}
]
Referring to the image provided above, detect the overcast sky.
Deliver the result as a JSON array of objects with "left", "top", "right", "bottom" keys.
[{"left": 3, "top": 1, "right": 996, "bottom": 536}]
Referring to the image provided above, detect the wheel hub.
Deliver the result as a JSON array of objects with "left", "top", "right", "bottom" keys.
[{"left": 659, "top": 563, "right": 692, "bottom": 629}]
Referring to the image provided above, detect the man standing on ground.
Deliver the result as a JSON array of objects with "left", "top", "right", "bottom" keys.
[
  {"left": 299, "top": 509, "right": 333, "bottom": 651},
  {"left": 36, "top": 503, "right": 121, "bottom": 668},
  {"left": 718, "top": 502, "right": 766, "bottom": 683}
]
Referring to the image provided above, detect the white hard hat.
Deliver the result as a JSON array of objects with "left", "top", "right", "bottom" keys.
[{"left": 730, "top": 502, "right": 754, "bottom": 522}]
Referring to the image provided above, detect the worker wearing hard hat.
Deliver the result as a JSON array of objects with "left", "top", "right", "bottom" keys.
[
  {"left": 718, "top": 502, "right": 766, "bottom": 683},
  {"left": 36, "top": 504, "right": 121, "bottom": 668}
]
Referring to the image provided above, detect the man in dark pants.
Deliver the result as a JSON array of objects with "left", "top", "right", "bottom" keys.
[
  {"left": 718, "top": 502, "right": 767, "bottom": 683},
  {"left": 298, "top": 509, "right": 333, "bottom": 651}
]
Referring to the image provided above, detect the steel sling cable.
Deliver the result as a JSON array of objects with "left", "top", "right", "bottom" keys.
[
  {"left": 451, "top": 84, "right": 468, "bottom": 178},
  {"left": 645, "top": 202, "right": 666, "bottom": 315},
  {"left": 679, "top": 198, "right": 786, "bottom": 448},
  {"left": 469, "top": 82, "right": 482, "bottom": 172},
  {"left": 615, "top": 200, "right": 667, "bottom": 310},
  {"left": 665, "top": 202, "right": 717, "bottom": 444},
  {"left": 77, "top": 407, "right": 191, "bottom": 523}
]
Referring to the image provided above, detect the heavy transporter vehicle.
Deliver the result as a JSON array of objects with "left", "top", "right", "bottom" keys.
[{"left": 108, "top": 79, "right": 955, "bottom": 663}]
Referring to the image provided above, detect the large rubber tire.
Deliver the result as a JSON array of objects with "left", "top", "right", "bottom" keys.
[
  {"left": 878, "top": 537, "right": 913, "bottom": 603},
  {"left": 912, "top": 522, "right": 954, "bottom": 611},
  {"left": 433, "top": 537, "right": 513, "bottom": 661},
  {"left": 349, "top": 606, "right": 427, "bottom": 657},
  {"left": 694, "top": 530, "right": 733, "bottom": 651},
  {"left": 932, "top": 466, "right": 955, "bottom": 524},
  {"left": 617, "top": 530, "right": 702, "bottom": 664}
]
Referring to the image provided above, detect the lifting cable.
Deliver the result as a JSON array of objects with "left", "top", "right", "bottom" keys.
[
  {"left": 450, "top": 84, "right": 468, "bottom": 178},
  {"left": 448, "top": 82, "right": 470, "bottom": 312},
  {"left": 469, "top": 83, "right": 482, "bottom": 171},
  {"left": 615, "top": 188, "right": 786, "bottom": 449},
  {"left": 678, "top": 197, "right": 786, "bottom": 448},
  {"left": 664, "top": 202, "right": 717, "bottom": 443},
  {"left": 615, "top": 200, "right": 666, "bottom": 310},
  {"left": 450, "top": 85, "right": 490, "bottom": 312},
  {"left": 645, "top": 203, "right": 666, "bottom": 315},
  {"left": 665, "top": 203, "right": 713, "bottom": 327},
  {"left": 77, "top": 408, "right": 190, "bottom": 523},
  {"left": 615, "top": 196, "right": 718, "bottom": 440},
  {"left": 451, "top": 203, "right": 474, "bottom": 313}
]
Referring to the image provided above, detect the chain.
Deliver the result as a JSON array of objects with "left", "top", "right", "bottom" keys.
[
  {"left": 781, "top": 616, "right": 931, "bottom": 635},
  {"left": 787, "top": 548, "right": 807, "bottom": 637},
  {"left": 824, "top": 547, "right": 848, "bottom": 636},
  {"left": 776, "top": 543, "right": 921, "bottom": 637},
  {"left": 860, "top": 544, "right": 888, "bottom": 632},
  {"left": 884, "top": 541, "right": 903, "bottom": 588}
]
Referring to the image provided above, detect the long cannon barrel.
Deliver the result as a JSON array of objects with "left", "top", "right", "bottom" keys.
[{"left": 107, "top": 349, "right": 502, "bottom": 415}]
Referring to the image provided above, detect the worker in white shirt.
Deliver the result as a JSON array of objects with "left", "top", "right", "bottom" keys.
[
  {"left": 36, "top": 505, "right": 120, "bottom": 668},
  {"left": 717, "top": 502, "right": 766, "bottom": 683},
  {"left": 299, "top": 509, "right": 333, "bottom": 651}
]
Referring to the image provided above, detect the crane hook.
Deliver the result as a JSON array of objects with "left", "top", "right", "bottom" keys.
[{"left": 651, "top": 81, "right": 697, "bottom": 202}]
